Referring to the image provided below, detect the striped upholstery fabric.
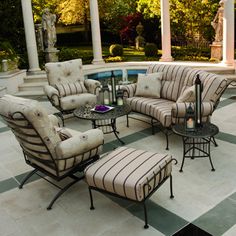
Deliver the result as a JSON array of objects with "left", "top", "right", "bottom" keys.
[
  {"left": 85, "top": 147, "right": 172, "bottom": 202},
  {"left": 0, "top": 95, "right": 104, "bottom": 177},
  {"left": 121, "top": 83, "right": 137, "bottom": 98},
  {"left": 121, "top": 64, "right": 229, "bottom": 130},
  {"left": 147, "top": 64, "right": 191, "bottom": 101},
  {"left": 55, "top": 81, "right": 87, "bottom": 97},
  {"left": 126, "top": 97, "right": 174, "bottom": 127},
  {"left": 171, "top": 101, "right": 214, "bottom": 125},
  {"left": 182, "top": 69, "right": 230, "bottom": 103}
]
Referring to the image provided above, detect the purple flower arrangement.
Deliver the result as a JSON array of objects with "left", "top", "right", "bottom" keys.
[{"left": 95, "top": 105, "right": 110, "bottom": 112}]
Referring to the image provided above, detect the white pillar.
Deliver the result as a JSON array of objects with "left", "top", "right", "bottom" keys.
[
  {"left": 222, "top": 0, "right": 234, "bottom": 66},
  {"left": 160, "top": 0, "right": 173, "bottom": 62},
  {"left": 21, "top": 0, "right": 41, "bottom": 72},
  {"left": 89, "top": 0, "right": 105, "bottom": 64}
]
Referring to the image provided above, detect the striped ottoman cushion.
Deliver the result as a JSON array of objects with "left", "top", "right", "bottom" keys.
[{"left": 85, "top": 147, "right": 172, "bottom": 202}]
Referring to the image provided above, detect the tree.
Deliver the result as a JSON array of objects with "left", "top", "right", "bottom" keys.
[
  {"left": 0, "top": 0, "right": 25, "bottom": 54},
  {"left": 137, "top": 0, "right": 160, "bottom": 18},
  {"left": 137, "top": 0, "right": 219, "bottom": 44},
  {"left": 32, "top": 0, "right": 58, "bottom": 23},
  {"left": 170, "top": 0, "right": 219, "bottom": 44},
  {"left": 98, "top": 0, "right": 137, "bottom": 34},
  {"left": 56, "top": 0, "right": 89, "bottom": 25}
]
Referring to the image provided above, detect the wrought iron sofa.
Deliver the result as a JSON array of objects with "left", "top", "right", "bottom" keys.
[
  {"left": 121, "top": 64, "right": 230, "bottom": 149},
  {"left": 0, "top": 95, "right": 104, "bottom": 209},
  {"left": 44, "top": 59, "right": 101, "bottom": 125}
]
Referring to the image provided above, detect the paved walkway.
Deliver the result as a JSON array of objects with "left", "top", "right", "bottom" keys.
[{"left": 1, "top": 87, "right": 236, "bottom": 236}]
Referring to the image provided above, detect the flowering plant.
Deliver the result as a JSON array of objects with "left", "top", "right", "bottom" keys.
[{"left": 95, "top": 105, "right": 110, "bottom": 112}]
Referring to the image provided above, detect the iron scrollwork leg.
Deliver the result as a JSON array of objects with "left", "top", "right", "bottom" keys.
[
  {"left": 19, "top": 169, "right": 38, "bottom": 189},
  {"left": 179, "top": 137, "right": 186, "bottom": 172},
  {"left": 89, "top": 187, "right": 95, "bottom": 210},
  {"left": 143, "top": 202, "right": 149, "bottom": 229},
  {"left": 170, "top": 175, "right": 174, "bottom": 199},
  {"left": 208, "top": 138, "right": 215, "bottom": 171},
  {"left": 47, "top": 175, "right": 83, "bottom": 210},
  {"left": 111, "top": 119, "right": 125, "bottom": 145}
]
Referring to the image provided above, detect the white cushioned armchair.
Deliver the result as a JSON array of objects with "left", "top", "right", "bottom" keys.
[
  {"left": 0, "top": 95, "right": 104, "bottom": 209},
  {"left": 44, "top": 59, "right": 101, "bottom": 125}
]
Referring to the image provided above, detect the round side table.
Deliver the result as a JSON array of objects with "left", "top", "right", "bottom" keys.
[
  {"left": 74, "top": 104, "right": 131, "bottom": 144},
  {"left": 172, "top": 123, "right": 219, "bottom": 172}
]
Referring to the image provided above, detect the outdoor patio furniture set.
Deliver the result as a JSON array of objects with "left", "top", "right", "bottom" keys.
[
  {"left": 121, "top": 63, "right": 230, "bottom": 150},
  {"left": 0, "top": 59, "right": 230, "bottom": 229}
]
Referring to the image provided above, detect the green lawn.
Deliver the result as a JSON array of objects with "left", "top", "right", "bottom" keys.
[{"left": 57, "top": 44, "right": 211, "bottom": 64}]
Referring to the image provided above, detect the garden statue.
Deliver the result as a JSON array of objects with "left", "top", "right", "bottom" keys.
[
  {"left": 42, "top": 8, "right": 57, "bottom": 50},
  {"left": 210, "top": 0, "right": 224, "bottom": 61},
  {"left": 135, "top": 22, "right": 145, "bottom": 50},
  {"left": 41, "top": 8, "right": 59, "bottom": 62},
  {"left": 211, "top": 0, "right": 224, "bottom": 43}
]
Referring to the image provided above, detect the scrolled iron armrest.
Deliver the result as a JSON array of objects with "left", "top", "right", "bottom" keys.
[
  {"left": 171, "top": 158, "right": 178, "bottom": 165},
  {"left": 84, "top": 79, "right": 101, "bottom": 95},
  {"left": 44, "top": 85, "right": 60, "bottom": 106},
  {"left": 55, "top": 129, "right": 104, "bottom": 159}
]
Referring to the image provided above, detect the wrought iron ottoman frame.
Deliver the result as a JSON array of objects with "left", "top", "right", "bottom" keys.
[{"left": 87, "top": 158, "right": 177, "bottom": 229}]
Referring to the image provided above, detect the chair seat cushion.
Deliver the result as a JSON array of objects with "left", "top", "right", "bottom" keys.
[
  {"left": 60, "top": 93, "right": 97, "bottom": 110},
  {"left": 126, "top": 97, "right": 174, "bottom": 127},
  {"left": 85, "top": 147, "right": 172, "bottom": 202}
]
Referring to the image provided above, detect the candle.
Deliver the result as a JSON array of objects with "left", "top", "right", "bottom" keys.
[
  {"left": 187, "top": 118, "right": 194, "bottom": 129},
  {"left": 117, "top": 97, "right": 123, "bottom": 106},
  {"left": 104, "top": 98, "right": 109, "bottom": 105}
]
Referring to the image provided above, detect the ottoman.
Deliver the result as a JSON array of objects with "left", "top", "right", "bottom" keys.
[{"left": 85, "top": 146, "right": 177, "bottom": 228}]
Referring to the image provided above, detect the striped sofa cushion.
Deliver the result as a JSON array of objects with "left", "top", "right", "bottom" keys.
[
  {"left": 182, "top": 69, "right": 229, "bottom": 103},
  {"left": 126, "top": 97, "right": 175, "bottom": 127},
  {"left": 85, "top": 147, "right": 172, "bottom": 202},
  {"left": 55, "top": 81, "right": 88, "bottom": 97},
  {"left": 147, "top": 64, "right": 191, "bottom": 101}
]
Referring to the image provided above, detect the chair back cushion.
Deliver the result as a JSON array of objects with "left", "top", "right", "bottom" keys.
[
  {"left": 0, "top": 95, "right": 61, "bottom": 166},
  {"left": 55, "top": 81, "right": 88, "bottom": 97},
  {"left": 45, "top": 59, "right": 84, "bottom": 86},
  {"left": 147, "top": 64, "right": 191, "bottom": 101}
]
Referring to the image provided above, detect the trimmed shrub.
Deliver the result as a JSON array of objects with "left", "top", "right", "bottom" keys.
[
  {"left": 109, "top": 44, "right": 123, "bottom": 56},
  {"left": 104, "top": 56, "right": 125, "bottom": 63},
  {"left": 144, "top": 43, "right": 158, "bottom": 57},
  {"left": 58, "top": 47, "right": 93, "bottom": 64},
  {"left": 58, "top": 47, "right": 80, "bottom": 61}
]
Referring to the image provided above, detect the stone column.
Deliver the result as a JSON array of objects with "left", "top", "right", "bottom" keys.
[
  {"left": 21, "top": 0, "right": 41, "bottom": 73},
  {"left": 89, "top": 0, "right": 105, "bottom": 64},
  {"left": 222, "top": 0, "right": 234, "bottom": 66},
  {"left": 160, "top": 0, "right": 173, "bottom": 62}
]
